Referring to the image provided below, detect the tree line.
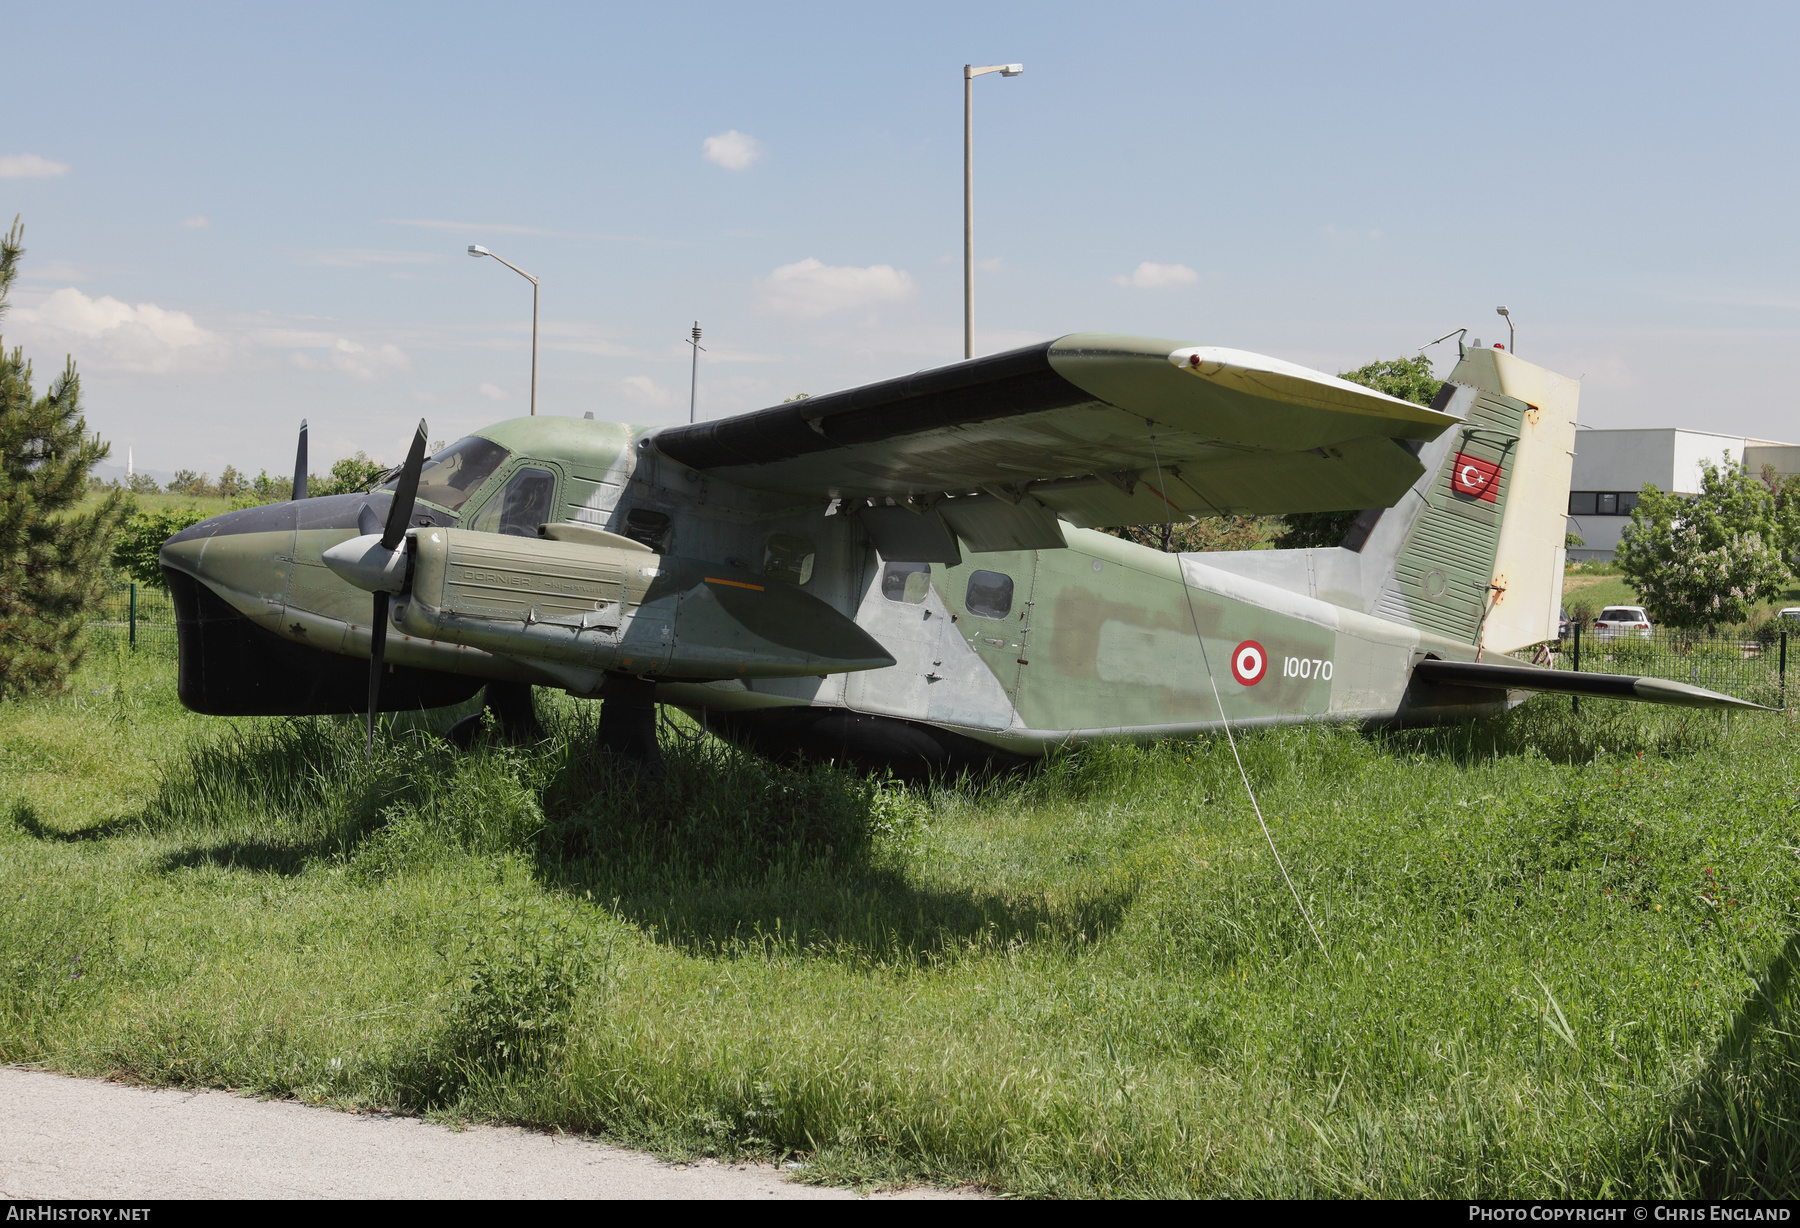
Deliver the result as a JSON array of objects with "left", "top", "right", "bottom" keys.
[
  {"left": 107, "top": 453, "right": 397, "bottom": 590},
  {"left": 98, "top": 452, "right": 391, "bottom": 501}
]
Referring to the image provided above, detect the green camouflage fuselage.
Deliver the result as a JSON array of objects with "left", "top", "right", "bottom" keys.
[{"left": 160, "top": 347, "right": 1577, "bottom": 766}]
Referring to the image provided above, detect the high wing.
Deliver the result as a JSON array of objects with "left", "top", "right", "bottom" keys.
[
  {"left": 650, "top": 333, "right": 1461, "bottom": 557},
  {"left": 1413, "top": 659, "right": 1771, "bottom": 712}
]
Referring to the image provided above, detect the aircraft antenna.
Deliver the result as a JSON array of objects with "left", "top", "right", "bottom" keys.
[
  {"left": 1144, "top": 423, "right": 1331, "bottom": 962},
  {"left": 686, "top": 322, "right": 706, "bottom": 424},
  {"left": 1422, "top": 327, "right": 1468, "bottom": 361}
]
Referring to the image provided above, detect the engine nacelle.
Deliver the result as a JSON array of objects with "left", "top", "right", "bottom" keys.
[{"left": 392, "top": 527, "right": 894, "bottom": 681}]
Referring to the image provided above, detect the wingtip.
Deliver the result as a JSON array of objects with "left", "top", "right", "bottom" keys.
[{"left": 1630, "top": 676, "right": 1776, "bottom": 711}]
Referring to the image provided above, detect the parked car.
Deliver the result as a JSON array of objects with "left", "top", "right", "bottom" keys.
[
  {"left": 1777, "top": 607, "right": 1800, "bottom": 625},
  {"left": 1591, "top": 605, "right": 1652, "bottom": 642}
]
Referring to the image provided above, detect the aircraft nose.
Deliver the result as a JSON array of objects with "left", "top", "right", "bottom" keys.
[{"left": 157, "top": 501, "right": 303, "bottom": 610}]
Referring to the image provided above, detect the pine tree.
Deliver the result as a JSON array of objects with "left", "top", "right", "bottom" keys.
[{"left": 0, "top": 217, "right": 129, "bottom": 697}]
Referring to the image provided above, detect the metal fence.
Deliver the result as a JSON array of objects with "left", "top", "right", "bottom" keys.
[
  {"left": 83, "top": 579, "right": 1793, "bottom": 709},
  {"left": 1513, "top": 626, "right": 1790, "bottom": 708},
  {"left": 85, "top": 581, "right": 179, "bottom": 658}
]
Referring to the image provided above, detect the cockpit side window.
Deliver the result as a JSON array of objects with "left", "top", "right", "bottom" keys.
[
  {"left": 468, "top": 466, "right": 558, "bottom": 537},
  {"left": 382, "top": 436, "right": 510, "bottom": 513}
]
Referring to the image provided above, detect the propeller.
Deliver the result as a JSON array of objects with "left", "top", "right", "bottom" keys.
[
  {"left": 291, "top": 419, "right": 308, "bottom": 500},
  {"left": 363, "top": 420, "right": 429, "bottom": 757}
]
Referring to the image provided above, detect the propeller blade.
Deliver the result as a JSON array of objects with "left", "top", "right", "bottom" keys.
[
  {"left": 357, "top": 502, "right": 383, "bottom": 536},
  {"left": 381, "top": 419, "right": 429, "bottom": 552},
  {"left": 292, "top": 419, "right": 308, "bottom": 501},
  {"left": 366, "top": 590, "right": 389, "bottom": 758}
]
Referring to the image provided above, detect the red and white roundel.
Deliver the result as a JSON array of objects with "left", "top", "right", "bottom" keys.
[{"left": 1231, "top": 640, "right": 1268, "bottom": 686}]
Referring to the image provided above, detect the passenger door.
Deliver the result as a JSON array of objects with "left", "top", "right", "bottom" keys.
[
  {"left": 844, "top": 558, "right": 940, "bottom": 720},
  {"left": 936, "top": 551, "right": 1036, "bottom": 714}
]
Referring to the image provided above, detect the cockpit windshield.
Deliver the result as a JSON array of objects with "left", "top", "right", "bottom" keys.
[{"left": 380, "top": 436, "right": 510, "bottom": 512}]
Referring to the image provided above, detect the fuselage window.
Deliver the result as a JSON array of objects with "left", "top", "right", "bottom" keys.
[
  {"left": 622, "top": 508, "right": 673, "bottom": 552},
  {"left": 469, "top": 466, "right": 557, "bottom": 537},
  {"left": 383, "top": 436, "right": 510, "bottom": 513},
  {"left": 764, "top": 533, "right": 816, "bottom": 585},
  {"left": 965, "top": 569, "right": 1014, "bottom": 619},
  {"left": 881, "top": 560, "right": 931, "bottom": 604}
]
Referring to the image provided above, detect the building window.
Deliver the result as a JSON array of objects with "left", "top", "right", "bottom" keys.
[
  {"left": 1568, "top": 491, "right": 1641, "bottom": 517},
  {"left": 881, "top": 560, "right": 931, "bottom": 604},
  {"left": 965, "top": 570, "right": 1015, "bottom": 619}
]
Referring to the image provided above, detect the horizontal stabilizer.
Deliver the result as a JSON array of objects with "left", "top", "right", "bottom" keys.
[{"left": 1412, "top": 658, "right": 1772, "bottom": 711}]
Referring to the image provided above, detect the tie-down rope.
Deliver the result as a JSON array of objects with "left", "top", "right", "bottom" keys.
[{"left": 1144, "top": 425, "right": 1330, "bottom": 960}]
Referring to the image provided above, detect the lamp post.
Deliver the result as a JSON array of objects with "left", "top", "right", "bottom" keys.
[
  {"left": 964, "top": 62, "right": 1023, "bottom": 360},
  {"left": 469, "top": 244, "right": 540, "bottom": 415},
  {"left": 1496, "top": 305, "right": 1514, "bottom": 356}
]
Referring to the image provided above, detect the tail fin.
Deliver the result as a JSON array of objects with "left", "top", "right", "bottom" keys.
[{"left": 1363, "top": 347, "right": 1579, "bottom": 652}]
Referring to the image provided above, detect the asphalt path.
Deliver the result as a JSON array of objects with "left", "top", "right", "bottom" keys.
[{"left": 1, "top": 1068, "right": 970, "bottom": 1200}]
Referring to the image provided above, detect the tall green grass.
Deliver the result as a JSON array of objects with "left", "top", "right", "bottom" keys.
[{"left": 3, "top": 649, "right": 1799, "bottom": 1196}]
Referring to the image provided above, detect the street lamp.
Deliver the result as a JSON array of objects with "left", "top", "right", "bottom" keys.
[
  {"left": 1496, "top": 305, "right": 1514, "bottom": 356},
  {"left": 964, "top": 62, "right": 1023, "bottom": 360},
  {"left": 469, "top": 244, "right": 540, "bottom": 416}
]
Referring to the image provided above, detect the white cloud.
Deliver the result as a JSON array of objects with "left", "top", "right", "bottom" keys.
[
  {"left": 1113, "top": 262, "right": 1199, "bottom": 290},
  {"left": 478, "top": 382, "right": 510, "bottom": 401},
  {"left": 15, "top": 287, "right": 216, "bottom": 372},
  {"left": 757, "top": 257, "right": 918, "bottom": 319},
  {"left": 0, "top": 154, "right": 70, "bottom": 179},
  {"left": 306, "top": 249, "right": 442, "bottom": 269},
  {"left": 23, "top": 259, "right": 87, "bottom": 282},
  {"left": 702, "top": 130, "right": 763, "bottom": 170},
  {"left": 181, "top": 216, "right": 211, "bottom": 230},
  {"left": 327, "top": 338, "right": 411, "bottom": 381},
  {"left": 281, "top": 336, "right": 411, "bottom": 381},
  {"left": 618, "top": 376, "right": 676, "bottom": 408}
]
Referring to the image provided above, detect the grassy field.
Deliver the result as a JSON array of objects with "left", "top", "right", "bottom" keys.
[
  {"left": 86, "top": 490, "right": 237, "bottom": 519},
  {"left": 5, "top": 646, "right": 1800, "bottom": 1196},
  {"left": 1561, "top": 563, "right": 1800, "bottom": 626}
]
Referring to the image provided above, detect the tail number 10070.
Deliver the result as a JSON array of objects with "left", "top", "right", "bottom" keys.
[{"left": 1283, "top": 656, "right": 1333, "bottom": 681}]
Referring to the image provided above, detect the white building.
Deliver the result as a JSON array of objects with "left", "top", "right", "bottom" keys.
[{"left": 1564, "top": 428, "right": 1800, "bottom": 561}]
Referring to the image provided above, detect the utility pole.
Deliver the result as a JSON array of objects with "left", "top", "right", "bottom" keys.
[
  {"left": 686, "top": 322, "right": 705, "bottom": 424},
  {"left": 964, "top": 62, "right": 1023, "bottom": 360}
]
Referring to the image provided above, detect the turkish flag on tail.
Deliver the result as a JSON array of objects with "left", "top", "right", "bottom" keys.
[{"left": 1451, "top": 452, "right": 1501, "bottom": 503}]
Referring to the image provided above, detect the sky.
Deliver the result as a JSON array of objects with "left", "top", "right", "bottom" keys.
[{"left": 4, "top": 0, "right": 1800, "bottom": 479}]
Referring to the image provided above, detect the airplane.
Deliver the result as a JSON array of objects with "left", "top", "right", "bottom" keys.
[{"left": 157, "top": 333, "right": 1765, "bottom": 779}]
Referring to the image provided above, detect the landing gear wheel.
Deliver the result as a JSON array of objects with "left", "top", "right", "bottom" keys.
[
  {"left": 596, "top": 673, "right": 664, "bottom": 779},
  {"left": 444, "top": 681, "right": 545, "bottom": 750}
]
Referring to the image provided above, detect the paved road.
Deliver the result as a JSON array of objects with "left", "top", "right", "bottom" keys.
[{"left": 0, "top": 1068, "right": 969, "bottom": 1200}]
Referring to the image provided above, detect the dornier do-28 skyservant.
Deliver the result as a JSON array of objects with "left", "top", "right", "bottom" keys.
[{"left": 158, "top": 334, "right": 1763, "bottom": 777}]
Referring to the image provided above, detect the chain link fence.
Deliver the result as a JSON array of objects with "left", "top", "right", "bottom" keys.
[
  {"left": 85, "top": 580, "right": 179, "bottom": 659},
  {"left": 1514, "top": 626, "right": 1790, "bottom": 708}
]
